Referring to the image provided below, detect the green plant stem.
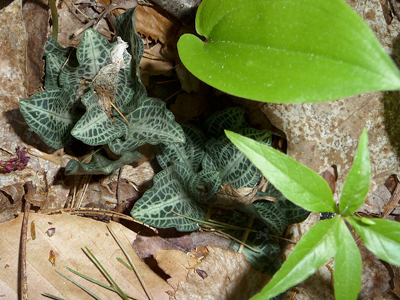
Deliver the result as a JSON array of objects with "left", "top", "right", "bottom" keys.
[{"left": 48, "top": 0, "right": 58, "bottom": 40}]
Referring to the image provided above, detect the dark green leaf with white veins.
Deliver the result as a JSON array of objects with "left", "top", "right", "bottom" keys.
[
  {"left": 249, "top": 200, "right": 288, "bottom": 236},
  {"left": 334, "top": 219, "right": 362, "bottom": 300},
  {"left": 44, "top": 53, "right": 67, "bottom": 89},
  {"left": 178, "top": 0, "right": 400, "bottom": 103},
  {"left": 257, "top": 183, "right": 310, "bottom": 225},
  {"left": 19, "top": 86, "right": 79, "bottom": 149},
  {"left": 65, "top": 151, "right": 141, "bottom": 175},
  {"left": 226, "top": 130, "right": 338, "bottom": 213},
  {"left": 205, "top": 107, "right": 247, "bottom": 138},
  {"left": 346, "top": 216, "right": 400, "bottom": 266},
  {"left": 44, "top": 36, "right": 74, "bottom": 58},
  {"left": 109, "top": 97, "right": 185, "bottom": 155},
  {"left": 70, "top": 90, "right": 126, "bottom": 146},
  {"left": 156, "top": 123, "right": 207, "bottom": 172},
  {"left": 131, "top": 163, "right": 206, "bottom": 231},
  {"left": 203, "top": 128, "right": 271, "bottom": 188},
  {"left": 339, "top": 128, "right": 370, "bottom": 215},
  {"left": 188, "top": 168, "right": 221, "bottom": 205},
  {"left": 251, "top": 217, "right": 342, "bottom": 300},
  {"left": 114, "top": 7, "right": 144, "bottom": 74},
  {"left": 60, "top": 29, "right": 115, "bottom": 88}
]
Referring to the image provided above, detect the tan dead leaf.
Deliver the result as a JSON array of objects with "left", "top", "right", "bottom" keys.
[
  {"left": 157, "top": 246, "right": 270, "bottom": 300},
  {"left": 136, "top": 5, "right": 179, "bottom": 44},
  {"left": 0, "top": 213, "right": 170, "bottom": 300},
  {"left": 141, "top": 43, "right": 174, "bottom": 78},
  {"left": 154, "top": 249, "right": 198, "bottom": 290}
]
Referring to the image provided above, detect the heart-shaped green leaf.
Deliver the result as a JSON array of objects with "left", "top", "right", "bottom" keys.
[
  {"left": 65, "top": 150, "right": 141, "bottom": 175},
  {"left": 178, "top": 0, "right": 400, "bottom": 103},
  {"left": 250, "top": 216, "right": 342, "bottom": 300},
  {"left": 226, "top": 130, "right": 338, "bottom": 213},
  {"left": 131, "top": 163, "right": 206, "bottom": 231},
  {"left": 109, "top": 98, "right": 185, "bottom": 155},
  {"left": 19, "top": 86, "right": 80, "bottom": 149},
  {"left": 339, "top": 128, "right": 370, "bottom": 215}
]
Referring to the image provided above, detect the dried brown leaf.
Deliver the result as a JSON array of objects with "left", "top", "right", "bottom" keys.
[
  {"left": 160, "top": 246, "right": 270, "bottom": 300},
  {"left": 136, "top": 5, "right": 179, "bottom": 44},
  {"left": 154, "top": 249, "right": 198, "bottom": 290},
  {"left": 0, "top": 213, "right": 170, "bottom": 300}
]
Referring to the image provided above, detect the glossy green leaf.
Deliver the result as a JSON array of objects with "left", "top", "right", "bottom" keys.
[
  {"left": 131, "top": 163, "right": 206, "bottom": 231},
  {"left": 226, "top": 130, "right": 338, "bottom": 213},
  {"left": 70, "top": 90, "right": 126, "bottom": 146},
  {"left": 178, "top": 0, "right": 400, "bottom": 103},
  {"left": 250, "top": 216, "right": 342, "bottom": 300},
  {"left": 65, "top": 151, "right": 141, "bottom": 175},
  {"left": 108, "top": 98, "right": 185, "bottom": 155},
  {"left": 334, "top": 219, "right": 362, "bottom": 300},
  {"left": 346, "top": 216, "right": 400, "bottom": 266},
  {"left": 339, "top": 128, "right": 370, "bottom": 215},
  {"left": 203, "top": 128, "right": 271, "bottom": 188},
  {"left": 156, "top": 123, "right": 207, "bottom": 172},
  {"left": 19, "top": 86, "right": 79, "bottom": 149}
]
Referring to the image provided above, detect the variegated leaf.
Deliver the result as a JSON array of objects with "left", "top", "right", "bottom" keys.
[
  {"left": 19, "top": 85, "right": 79, "bottom": 149},
  {"left": 65, "top": 151, "right": 141, "bottom": 175},
  {"left": 109, "top": 98, "right": 185, "bottom": 155},
  {"left": 131, "top": 164, "right": 206, "bottom": 231}
]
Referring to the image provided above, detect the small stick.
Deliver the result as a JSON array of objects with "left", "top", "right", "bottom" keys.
[
  {"left": 20, "top": 182, "right": 35, "bottom": 300},
  {"left": 110, "top": 101, "right": 130, "bottom": 125},
  {"left": 238, "top": 215, "right": 254, "bottom": 254}
]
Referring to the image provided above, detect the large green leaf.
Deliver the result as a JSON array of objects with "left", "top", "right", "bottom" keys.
[
  {"left": 203, "top": 128, "right": 271, "bottom": 188},
  {"left": 178, "top": 0, "right": 400, "bottom": 103},
  {"left": 346, "top": 216, "right": 400, "bottom": 266},
  {"left": 226, "top": 130, "right": 338, "bottom": 213},
  {"left": 156, "top": 123, "right": 207, "bottom": 172},
  {"left": 131, "top": 164, "right": 206, "bottom": 231},
  {"left": 70, "top": 90, "right": 126, "bottom": 146},
  {"left": 60, "top": 29, "right": 114, "bottom": 88},
  {"left": 334, "top": 219, "right": 362, "bottom": 300},
  {"left": 65, "top": 151, "right": 141, "bottom": 175},
  {"left": 339, "top": 128, "right": 370, "bottom": 215},
  {"left": 109, "top": 98, "right": 185, "bottom": 155},
  {"left": 19, "top": 86, "right": 79, "bottom": 149},
  {"left": 250, "top": 216, "right": 342, "bottom": 300}
]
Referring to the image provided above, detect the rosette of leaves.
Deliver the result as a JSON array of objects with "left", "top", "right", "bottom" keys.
[
  {"left": 19, "top": 8, "right": 184, "bottom": 175},
  {"left": 132, "top": 107, "right": 309, "bottom": 231}
]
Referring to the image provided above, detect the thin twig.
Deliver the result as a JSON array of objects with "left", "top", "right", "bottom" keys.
[
  {"left": 238, "top": 215, "right": 254, "bottom": 254},
  {"left": 48, "top": 0, "right": 58, "bottom": 40},
  {"left": 107, "top": 226, "right": 154, "bottom": 300},
  {"left": 20, "top": 182, "right": 35, "bottom": 299}
]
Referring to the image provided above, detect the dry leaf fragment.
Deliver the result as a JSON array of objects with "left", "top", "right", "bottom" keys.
[
  {"left": 31, "top": 221, "right": 36, "bottom": 240},
  {"left": 46, "top": 227, "right": 56, "bottom": 237},
  {"left": 49, "top": 250, "right": 56, "bottom": 266},
  {"left": 157, "top": 246, "right": 270, "bottom": 300}
]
